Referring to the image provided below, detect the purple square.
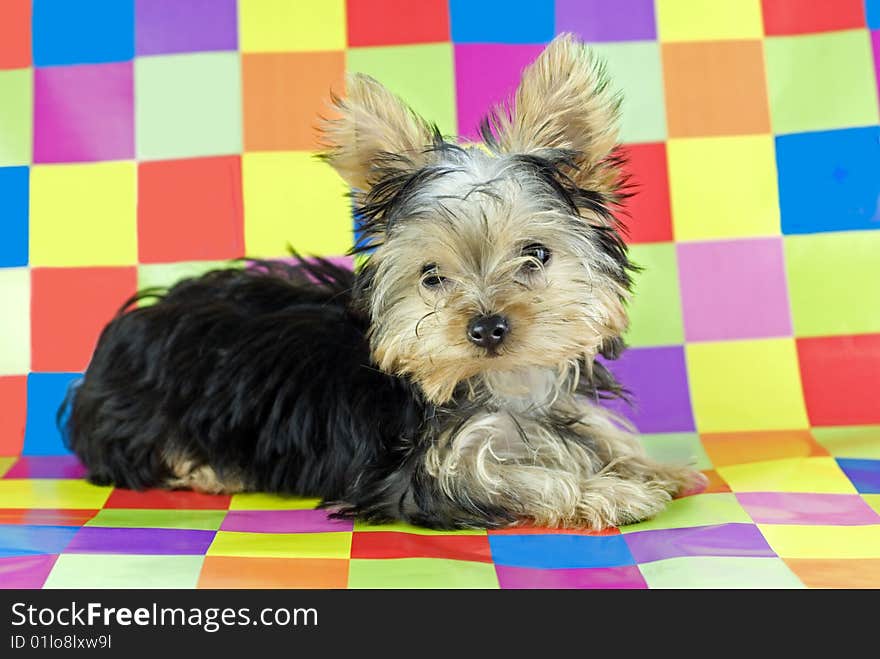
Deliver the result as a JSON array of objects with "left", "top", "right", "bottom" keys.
[
  {"left": 496, "top": 564, "right": 647, "bottom": 589},
  {"left": 837, "top": 459, "right": 880, "bottom": 494},
  {"left": 221, "top": 510, "right": 354, "bottom": 534},
  {"left": 65, "top": 527, "right": 215, "bottom": 555},
  {"left": 677, "top": 238, "right": 792, "bottom": 341},
  {"left": 454, "top": 44, "right": 545, "bottom": 141},
  {"left": 555, "top": 0, "right": 656, "bottom": 42},
  {"left": 0, "top": 555, "right": 59, "bottom": 589},
  {"left": 598, "top": 346, "right": 695, "bottom": 433},
  {"left": 624, "top": 523, "right": 776, "bottom": 563},
  {"left": 736, "top": 493, "right": 880, "bottom": 525},
  {"left": 136, "top": 0, "right": 238, "bottom": 55},
  {"left": 4, "top": 456, "right": 87, "bottom": 480},
  {"left": 34, "top": 63, "right": 134, "bottom": 163}
]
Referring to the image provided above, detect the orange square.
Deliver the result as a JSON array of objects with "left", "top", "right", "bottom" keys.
[
  {"left": 701, "top": 469, "right": 732, "bottom": 493},
  {"left": 701, "top": 430, "right": 829, "bottom": 468},
  {"left": 31, "top": 267, "right": 138, "bottom": 372},
  {"left": 785, "top": 559, "right": 880, "bottom": 589},
  {"left": 198, "top": 557, "right": 349, "bottom": 588},
  {"left": 0, "top": 376, "right": 27, "bottom": 455},
  {"left": 662, "top": 40, "right": 770, "bottom": 137},
  {"left": 137, "top": 156, "right": 244, "bottom": 264},
  {"left": 242, "top": 51, "right": 345, "bottom": 151},
  {"left": 0, "top": 0, "right": 31, "bottom": 69}
]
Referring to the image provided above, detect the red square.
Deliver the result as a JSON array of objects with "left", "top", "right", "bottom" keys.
[
  {"left": 103, "top": 488, "right": 232, "bottom": 510},
  {"left": 797, "top": 334, "right": 880, "bottom": 426},
  {"left": 350, "top": 531, "right": 492, "bottom": 562},
  {"left": 31, "top": 267, "right": 137, "bottom": 372},
  {"left": 346, "top": 0, "right": 450, "bottom": 46},
  {"left": 0, "top": 0, "right": 31, "bottom": 69},
  {"left": 0, "top": 376, "right": 27, "bottom": 455},
  {"left": 619, "top": 142, "right": 673, "bottom": 244},
  {"left": 137, "top": 156, "right": 244, "bottom": 264},
  {"left": 761, "top": 0, "right": 866, "bottom": 35}
]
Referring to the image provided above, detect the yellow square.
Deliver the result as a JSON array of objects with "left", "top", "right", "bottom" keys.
[
  {"left": 718, "top": 457, "right": 857, "bottom": 494},
  {"left": 228, "top": 492, "right": 322, "bottom": 510},
  {"left": 668, "top": 135, "right": 780, "bottom": 241},
  {"left": 29, "top": 162, "right": 137, "bottom": 266},
  {"left": 0, "top": 268, "right": 29, "bottom": 375},
  {"left": 0, "top": 479, "right": 113, "bottom": 509},
  {"left": 243, "top": 152, "right": 353, "bottom": 258},
  {"left": 207, "top": 531, "right": 352, "bottom": 558},
  {"left": 864, "top": 495, "right": 880, "bottom": 516},
  {"left": 686, "top": 338, "right": 808, "bottom": 432},
  {"left": 656, "top": 0, "right": 763, "bottom": 42},
  {"left": 759, "top": 524, "right": 880, "bottom": 559},
  {"left": 238, "top": 0, "right": 346, "bottom": 52}
]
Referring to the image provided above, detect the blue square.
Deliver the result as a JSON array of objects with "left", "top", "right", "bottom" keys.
[
  {"left": 0, "top": 526, "right": 79, "bottom": 557},
  {"left": 0, "top": 167, "right": 28, "bottom": 267},
  {"left": 450, "top": 0, "right": 554, "bottom": 43},
  {"left": 24, "top": 373, "right": 82, "bottom": 456},
  {"left": 867, "top": 0, "right": 880, "bottom": 29},
  {"left": 489, "top": 534, "right": 635, "bottom": 568},
  {"left": 777, "top": 126, "right": 880, "bottom": 235},
  {"left": 33, "top": 0, "right": 135, "bottom": 66},
  {"left": 837, "top": 458, "right": 880, "bottom": 494}
]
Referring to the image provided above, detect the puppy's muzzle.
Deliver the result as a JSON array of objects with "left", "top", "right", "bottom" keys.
[{"left": 467, "top": 314, "right": 509, "bottom": 350}]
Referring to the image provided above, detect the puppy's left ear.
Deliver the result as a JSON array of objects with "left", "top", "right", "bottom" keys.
[{"left": 482, "top": 33, "right": 622, "bottom": 193}]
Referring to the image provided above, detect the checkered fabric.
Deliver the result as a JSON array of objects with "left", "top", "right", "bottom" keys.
[{"left": 1, "top": 1, "right": 879, "bottom": 589}]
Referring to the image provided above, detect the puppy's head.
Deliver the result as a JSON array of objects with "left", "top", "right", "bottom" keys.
[{"left": 321, "top": 34, "right": 634, "bottom": 404}]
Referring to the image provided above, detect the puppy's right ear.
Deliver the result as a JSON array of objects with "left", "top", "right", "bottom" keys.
[{"left": 319, "top": 73, "right": 437, "bottom": 193}]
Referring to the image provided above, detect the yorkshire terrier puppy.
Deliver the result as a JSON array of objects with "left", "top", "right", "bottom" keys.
[{"left": 63, "top": 34, "right": 705, "bottom": 529}]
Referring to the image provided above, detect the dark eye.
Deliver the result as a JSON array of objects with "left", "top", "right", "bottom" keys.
[
  {"left": 521, "top": 243, "right": 551, "bottom": 269},
  {"left": 421, "top": 263, "right": 447, "bottom": 289}
]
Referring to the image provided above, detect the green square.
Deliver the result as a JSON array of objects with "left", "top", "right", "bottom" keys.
[
  {"left": 784, "top": 232, "right": 880, "bottom": 337},
  {"left": 348, "top": 558, "right": 500, "bottom": 589},
  {"left": 812, "top": 426, "right": 880, "bottom": 460},
  {"left": 0, "top": 69, "right": 32, "bottom": 166},
  {"left": 86, "top": 509, "right": 227, "bottom": 530},
  {"left": 346, "top": 44, "right": 456, "bottom": 137},
  {"left": 638, "top": 556, "right": 804, "bottom": 588},
  {"left": 620, "top": 493, "right": 751, "bottom": 533},
  {"left": 590, "top": 41, "right": 666, "bottom": 144},
  {"left": 0, "top": 267, "right": 29, "bottom": 376},
  {"left": 44, "top": 555, "right": 205, "bottom": 589},
  {"left": 764, "top": 30, "right": 879, "bottom": 134},
  {"left": 640, "top": 432, "right": 712, "bottom": 470},
  {"left": 136, "top": 53, "right": 242, "bottom": 161},
  {"left": 138, "top": 261, "right": 241, "bottom": 306},
  {"left": 625, "top": 242, "right": 684, "bottom": 347}
]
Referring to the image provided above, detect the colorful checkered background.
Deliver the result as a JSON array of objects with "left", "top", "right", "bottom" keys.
[{"left": 1, "top": 0, "right": 879, "bottom": 589}]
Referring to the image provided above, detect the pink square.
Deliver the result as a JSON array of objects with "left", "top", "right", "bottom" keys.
[
  {"left": 677, "top": 238, "right": 792, "bottom": 341},
  {"left": 34, "top": 62, "right": 134, "bottom": 163},
  {"left": 454, "top": 44, "right": 545, "bottom": 141}
]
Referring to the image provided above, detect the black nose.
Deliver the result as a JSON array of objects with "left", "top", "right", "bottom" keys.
[{"left": 467, "top": 314, "right": 509, "bottom": 349}]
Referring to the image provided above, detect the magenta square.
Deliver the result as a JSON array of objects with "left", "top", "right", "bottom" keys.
[
  {"left": 677, "top": 238, "right": 792, "bottom": 341},
  {"left": 623, "top": 523, "right": 776, "bottom": 563},
  {"left": 598, "top": 346, "right": 695, "bottom": 433},
  {"left": 454, "top": 44, "right": 545, "bottom": 141},
  {"left": 0, "top": 554, "right": 59, "bottom": 589},
  {"left": 34, "top": 62, "right": 134, "bottom": 163},
  {"left": 65, "top": 527, "right": 215, "bottom": 555},
  {"left": 136, "top": 0, "right": 238, "bottom": 55},
  {"left": 4, "top": 456, "right": 87, "bottom": 480},
  {"left": 736, "top": 492, "right": 880, "bottom": 525},
  {"left": 496, "top": 564, "right": 647, "bottom": 589},
  {"left": 555, "top": 0, "right": 656, "bottom": 42},
  {"left": 220, "top": 510, "right": 354, "bottom": 534}
]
